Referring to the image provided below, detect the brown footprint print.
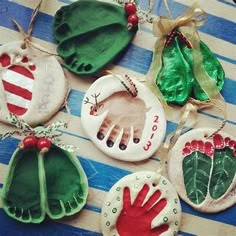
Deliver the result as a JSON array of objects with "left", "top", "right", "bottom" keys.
[
  {"left": 84, "top": 91, "right": 150, "bottom": 150},
  {"left": 0, "top": 53, "right": 35, "bottom": 115}
]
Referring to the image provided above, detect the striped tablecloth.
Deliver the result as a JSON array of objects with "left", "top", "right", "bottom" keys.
[{"left": 0, "top": 0, "right": 235, "bottom": 235}]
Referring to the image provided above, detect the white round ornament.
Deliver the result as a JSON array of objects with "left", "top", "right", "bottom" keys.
[
  {"left": 81, "top": 74, "right": 166, "bottom": 161},
  {"left": 101, "top": 171, "right": 181, "bottom": 236},
  {"left": 0, "top": 41, "right": 67, "bottom": 126},
  {"left": 168, "top": 128, "right": 236, "bottom": 213}
]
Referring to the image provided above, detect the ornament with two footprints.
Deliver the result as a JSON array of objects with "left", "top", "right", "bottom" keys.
[{"left": 0, "top": 114, "right": 88, "bottom": 223}]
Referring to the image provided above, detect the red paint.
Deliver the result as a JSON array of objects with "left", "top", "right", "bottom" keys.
[
  {"left": 143, "top": 115, "right": 159, "bottom": 152},
  {"left": 0, "top": 53, "right": 35, "bottom": 116},
  {"left": 213, "top": 134, "right": 224, "bottom": 149},
  {"left": 183, "top": 147, "right": 191, "bottom": 156},
  {"left": 124, "top": 2, "right": 137, "bottom": 15},
  {"left": 22, "top": 136, "right": 38, "bottom": 148},
  {"left": 204, "top": 141, "right": 214, "bottom": 157},
  {"left": 6, "top": 103, "right": 27, "bottom": 116},
  {"left": 229, "top": 140, "right": 236, "bottom": 149},
  {"left": 191, "top": 140, "right": 198, "bottom": 150},
  {"left": 197, "top": 140, "right": 204, "bottom": 152},
  {"left": 37, "top": 138, "right": 51, "bottom": 150},
  {"left": 116, "top": 184, "right": 168, "bottom": 236},
  {"left": 0, "top": 54, "right": 11, "bottom": 67},
  {"left": 2, "top": 80, "right": 32, "bottom": 100},
  {"left": 225, "top": 137, "right": 231, "bottom": 146}
]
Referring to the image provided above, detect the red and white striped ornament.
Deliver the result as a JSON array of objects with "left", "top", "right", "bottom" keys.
[
  {"left": 0, "top": 41, "right": 67, "bottom": 126},
  {"left": 1, "top": 54, "right": 34, "bottom": 115}
]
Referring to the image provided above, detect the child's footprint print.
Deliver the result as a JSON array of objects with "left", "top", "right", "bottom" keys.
[
  {"left": 0, "top": 53, "right": 35, "bottom": 115},
  {"left": 182, "top": 134, "right": 236, "bottom": 205}
]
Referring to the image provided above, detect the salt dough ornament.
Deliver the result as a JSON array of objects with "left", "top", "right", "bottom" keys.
[
  {"left": 0, "top": 41, "right": 67, "bottom": 126},
  {"left": 101, "top": 171, "right": 182, "bottom": 236},
  {"left": 81, "top": 74, "right": 166, "bottom": 161},
  {"left": 53, "top": 0, "right": 138, "bottom": 76},
  {"left": 157, "top": 30, "right": 225, "bottom": 105},
  {"left": 168, "top": 128, "right": 236, "bottom": 213},
  {"left": 1, "top": 118, "right": 88, "bottom": 223}
]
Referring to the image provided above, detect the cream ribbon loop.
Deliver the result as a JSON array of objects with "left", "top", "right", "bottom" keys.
[{"left": 153, "top": 3, "right": 206, "bottom": 37}]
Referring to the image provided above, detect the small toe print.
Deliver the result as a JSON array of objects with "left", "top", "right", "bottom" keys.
[
  {"left": 119, "top": 143, "right": 127, "bottom": 150},
  {"left": 97, "top": 132, "right": 104, "bottom": 140},
  {"left": 107, "top": 140, "right": 114, "bottom": 148},
  {"left": 133, "top": 138, "right": 140, "bottom": 144}
]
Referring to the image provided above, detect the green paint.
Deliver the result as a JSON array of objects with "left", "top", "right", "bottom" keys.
[
  {"left": 156, "top": 35, "right": 224, "bottom": 106},
  {"left": 54, "top": 0, "right": 137, "bottom": 76},
  {"left": 183, "top": 152, "right": 212, "bottom": 205},
  {"left": 209, "top": 147, "right": 236, "bottom": 199},
  {"left": 1, "top": 145, "right": 88, "bottom": 223},
  {"left": 157, "top": 37, "right": 193, "bottom": 106},
  {"left": 181, "top": 40, "right": 225, "bottom": 101}
]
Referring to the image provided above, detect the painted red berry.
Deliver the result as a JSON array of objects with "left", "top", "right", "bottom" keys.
[
  {"left": 127, "top": 14, "right": 139, "bottom": 27},
  {"left": 37, "top": 138, "right": 51, "bottom": 151},
  {"left": 124, "top": 2, "right": 137, "bottom": 15},
  {"left": 22, "top": 136, "right": 38, "bottom": 148}
]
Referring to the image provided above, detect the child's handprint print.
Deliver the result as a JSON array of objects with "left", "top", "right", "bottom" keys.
[
  {"left": 116, "top": 184, "right": 168, "bottom": 236},
  {"left": 85, "top": 91, "right": 150, "bottom": 150}
]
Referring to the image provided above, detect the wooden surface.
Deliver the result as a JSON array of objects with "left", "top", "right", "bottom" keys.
[{"left": 0, "top": 0, "right": 235, "bottom": 235}]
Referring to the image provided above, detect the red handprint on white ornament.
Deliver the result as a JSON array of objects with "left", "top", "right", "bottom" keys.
[{"left": 116, "top": 184, "right": 169, "bottom": 236}]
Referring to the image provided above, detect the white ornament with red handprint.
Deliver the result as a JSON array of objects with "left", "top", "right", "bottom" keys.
[{"left": 101, "top": 171, "right": 181, "bottom": 236}]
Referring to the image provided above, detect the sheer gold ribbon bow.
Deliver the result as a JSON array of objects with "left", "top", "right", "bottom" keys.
[{"left": 146, "top": 3, "right": 220, "bottom": 106}]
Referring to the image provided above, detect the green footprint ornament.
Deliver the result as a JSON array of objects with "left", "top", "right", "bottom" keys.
[
  {"left": 182, "top": 134, "right": 236, "bottom": 205},
  {"left": 156, "top": 30, "right": 225, "bottom": 105},
  {"left": 1, "top": 137, "right": 88, "bottom": 223},
  {"left": 53, "top": 0, "right": 137, "bottom": 76}
]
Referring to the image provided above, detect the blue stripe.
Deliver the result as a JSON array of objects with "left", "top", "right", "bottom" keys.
[
  {"left": 152, "top": 0, "right": 236, "bottom": 44},
  {"left": 1, "top": 137, "right": 236, "bottom": 226},
  {"left": 0, "top": 208, "right": 199, "bottom": 236},
  {"left": 215, "top": 53, "right": 236, "bottom": 64},
  {"left": 221, "top": 78, "right": 236, "bottom": 105},
  {"left": 0, "top": 0, "right": 235, "bottom": 49},
  {"left": 178, "top": 231, "right": 196, "bottom": 236},
  {"left": 0, "top": 209, "right": 101, "bottom": 236}
]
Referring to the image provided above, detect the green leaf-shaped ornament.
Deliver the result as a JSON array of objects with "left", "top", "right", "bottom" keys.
[
  {"left": 157, "top": 37, "right": 194, "bottom": 105},
  {"left": 181, "top": 40, "right": 225, "bottom": 101},
  {"left": 156, "top": 33, "right": 225, "bottom": 105},
  {"left": 183, "top": 152, "right": 212, "bottom": 205}
]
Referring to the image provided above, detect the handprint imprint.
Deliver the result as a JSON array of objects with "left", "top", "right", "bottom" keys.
[
  {"left": 84, "top": 91, "right": 150, "bottom": 150},
  {"left": 116, "top": 184, "right": 168, "bottom": 236}
]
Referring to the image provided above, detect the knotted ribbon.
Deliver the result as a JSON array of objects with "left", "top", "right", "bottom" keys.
[{"left": 0, "top": 113, "right": 77, "bottom": 153}]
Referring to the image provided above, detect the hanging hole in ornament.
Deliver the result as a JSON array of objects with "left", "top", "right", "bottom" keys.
[
  {"left": 21, "top": 43, "right": 27, "bottom": 50},
  {"left": 204, "top": 133, "right": 209, "bottom": 138},
  {"left": 152, "top": 181, "right": 158, "bottom": 187}
]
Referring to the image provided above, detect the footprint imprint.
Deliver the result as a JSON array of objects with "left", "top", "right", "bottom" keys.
[
  {"left": 182, "top": 133, "right": 236, "bottom": 205},
  {"left": 0, "top": 53, "right": 36, "bottom": 115}
]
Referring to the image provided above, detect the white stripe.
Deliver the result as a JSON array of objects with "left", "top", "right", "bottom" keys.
[
  {"left": 5, "top": 91, "right": 30, "bottom": 108},
  {"left": 2, "top": 68, "right": 34, "bottom": 91}
]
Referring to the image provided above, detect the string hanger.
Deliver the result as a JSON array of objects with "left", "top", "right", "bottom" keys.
[{"left": 11, "top": 0, "right": 58, "bottom": 56}]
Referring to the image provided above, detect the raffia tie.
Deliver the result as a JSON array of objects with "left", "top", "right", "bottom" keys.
[
  {"left": 11, "top": 0, "right": 58, "bottom": 56},
  {"left": 157, "top": 97, "right": 227, "bottom": 176},
  {"left": 0, "top": 113, "right": 77, "bottom": 153}
]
